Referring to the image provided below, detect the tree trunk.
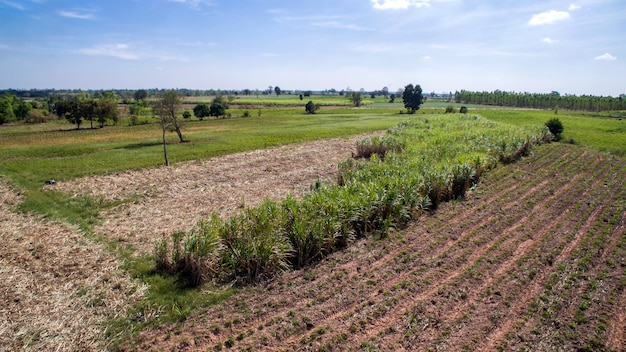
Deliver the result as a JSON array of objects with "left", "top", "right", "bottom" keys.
[{"left": 162, "top": 128, "right": 169, "bottom": 167}]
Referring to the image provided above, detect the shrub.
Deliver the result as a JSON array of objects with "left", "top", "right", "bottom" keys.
[
  {"left": 545, "top": 118, "right": 564, "bottom": 141},
  {"left": 445, "top": 105, "right": 456, "bottom": 114},
  {"left": 459, "top": 106, "right": 468, "bottom": 114},
  {"left": 305, "top": 101, "right": 319, "bottom": 114}
]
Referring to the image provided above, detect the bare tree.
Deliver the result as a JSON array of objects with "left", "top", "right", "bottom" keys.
[{"left": 152, "top": 90, "right": 185, "bottom": 166}]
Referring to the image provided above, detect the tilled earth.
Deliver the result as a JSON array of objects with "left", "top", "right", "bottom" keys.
[
  {"left": 2, "top": 138, "right": 624, "bottom": 351},
  {"left": 125, "top": 143, "right": 626, "bottom": 351}
]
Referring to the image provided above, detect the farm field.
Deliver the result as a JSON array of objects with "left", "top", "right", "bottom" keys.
[
  {"left": 125, "top": 142, "right": 626, "bottom": 351},
  {"left": 0, "top": 103, "right": 625, "bottom": 351}
]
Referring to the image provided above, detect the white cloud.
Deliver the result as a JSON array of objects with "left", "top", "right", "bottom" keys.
[
  {"left": 594, "top": 53, "right": 617, "bottom": 61},
  {"left": 58, "top": 10, "right": 96, "bottom": 20},
  {"left": 542, "top": 37, "right": 557, "bottom": 44},
  {"left": 1, "top": 0, "right": 25, "bottom": 10},
  {"left": 78, "top": 44, "right": 139, "bottom": 60},
  {"left": 568, "top": 4, "right": 581, "bottom": 11},
  {"left": 168, "top": 0, "right": 214, "bottom": 10},
  {"left": 529, "top": 10, "right": 570, "bottom": 25},
  {"left": 312, "top": 21, "right": 371, "bottom": 31},
  {"left": 371, "top": 0, "right": 431, "bottom": 10},
  {"left": 423, "top": 56, "right": 432, "bottom": 60}
]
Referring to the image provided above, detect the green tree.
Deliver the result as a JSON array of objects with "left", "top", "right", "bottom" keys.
[
  {"left": 14, "top": 100, "right": 32, "bottom": 121},
  {"left": 182, "top": 110, "right": 191, "bottom": 119},
  {"left": 96, "top": 98, "right": 119, "bottom": 127},
  {"left": 305, "top": 100, "right": 319, "bottom": 114},
  {"left": 347, "top": 91, "right": 363, "bottom": 107},
  {"left": 134, "top": 89, "right": 148, "bottom": 101},
  {"left": 545, "top": 118, "right": 564, "bottom": 141},
  {"left": 274, "top": 86, "right": 281, "bottom": 96},
  {"left": 0, "top": 94, "right": 16, "bottom": 124},
  {"left": 402, "top": 84, "right": 424, "bottom": 114},
  {"left": 193, "top": 103, "right": 211, "bottom": 120},
  {"left": 209, "top": 102, "right": 226, "bottom": 118}
]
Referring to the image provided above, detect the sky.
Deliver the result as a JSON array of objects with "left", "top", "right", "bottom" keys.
[{"left": 0, "top": 0, "right": 624, "bottom": 96}]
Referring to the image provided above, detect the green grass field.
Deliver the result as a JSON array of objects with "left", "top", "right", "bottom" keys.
[{"left": 1, "top": 100, "right": 624, "bottom": 225}]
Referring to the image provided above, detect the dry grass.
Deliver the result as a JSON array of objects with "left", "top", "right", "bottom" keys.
[
  {"left": 47, "top": 134, "right": 380, "bottom": 255},
  {"left": 0, "top": 181, "right": 146, "bottom": 351}
]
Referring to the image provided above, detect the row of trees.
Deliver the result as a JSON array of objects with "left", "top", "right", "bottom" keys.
[
  {"left": 0, "top": 93, "right": 52, "bottom": 124},
  {"left": 455, "top": 90, "right": 626, "bottom": 112},
  {"left": 52, "top": 94, "right": 119, "bottom": 129}
]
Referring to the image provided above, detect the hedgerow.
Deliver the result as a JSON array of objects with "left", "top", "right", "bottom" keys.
[{"left": 154, "top": 114, "right": 551, "bottom": 285}]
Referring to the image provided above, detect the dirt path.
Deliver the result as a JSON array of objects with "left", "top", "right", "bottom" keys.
[{"left": 124, "top": 143, "right": 626, "bottom": 352}]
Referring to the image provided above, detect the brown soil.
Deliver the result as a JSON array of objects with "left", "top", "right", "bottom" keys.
[
  {"left": 0, "top": 183, "right": 145, "bottom": 351},
  {"left": 121, "top": 143, "right": 626, "bottom": 352}
]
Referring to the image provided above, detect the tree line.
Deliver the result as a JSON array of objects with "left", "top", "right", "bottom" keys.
[{"left": 454, "top": 90, "right": 626, "bottom": 112}]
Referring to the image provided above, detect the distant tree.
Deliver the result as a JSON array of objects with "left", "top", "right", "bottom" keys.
[
  {"left": 14, "top": 100, "right": 32, "bottom": 120},
  {"left": 182, "top": 110, "right": 191, "bottom": 119},
  {"left": 193, "top": 103, "right": 211, "bottom": 120},
  {"left": 382, "top": 87, "right": 389, "bottom": 99},
  {"left": 545, "top": 118, "right": 564, "bottom": 141},
  {"left": 299, "top": 94, "right": 303, "bottom": 101},
  {"left": 210, "top": 102, "right": 226, "bottom": 118},
  {"left": 134, "top": 89, "right": 148, "bottom": 101},
  {"left": 347, "top": 91, "right": 363, "bottom": 107},
  {"left": 97, "top": 93, "right": 119, "bottom": 127},
  {"left": 402, "top": 84, "right": 424, "bottom": 114},
  {"left": 268, "top": 86, "right": 273, "bottom": 95},
  {"left": 445, "top": 105, "right": 456, "bottom": 113},
  {"left": 459, "top": 106, "right": 468, "bottom": 114},
  {"left": 305, "top": 101, "right": 319, "bottom": 114},
  {"left": 389, "top": 94, "right": 396, "bottom": 103},
  {"left": 0, "top": 94, "right": 15, "bottom": 124},
  {"left": 274, "top": 86, "right": 282, "bottom": 96},
  {"left": 213, "top": 95, "right": 229, "bottom": 109}
]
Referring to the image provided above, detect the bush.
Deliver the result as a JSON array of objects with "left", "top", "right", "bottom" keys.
[
  {"left": 545, "top": 118, "right": 564, "bottom": 141},
  {"left": 459, "top": 106, "right": 468, "bottom": 114},
  {"left": 445, "top": 105, "right": 456, "bottom": 114},
  {"left": 305, "top": 101, "right": 319, "bottom": 114}
]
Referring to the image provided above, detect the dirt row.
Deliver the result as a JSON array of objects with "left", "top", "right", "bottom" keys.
[{"left": 128, "top": 143, "right": 626, "bottom": 351}]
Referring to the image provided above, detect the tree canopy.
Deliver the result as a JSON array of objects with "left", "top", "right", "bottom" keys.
[
  {"left": 193, "top": 103, "right": 211, "bottom": 120},
  {"left": 402, "top": 84, "right": 424, "bottom": 114}
]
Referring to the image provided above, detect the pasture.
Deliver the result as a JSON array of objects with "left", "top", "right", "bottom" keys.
[{"left": 0, "top": 99, "right": 624, "bottom": 351}]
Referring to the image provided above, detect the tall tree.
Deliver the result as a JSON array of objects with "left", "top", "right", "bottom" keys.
[
  {"left": 347, "top": 91, "right": 363, "bottom": 107},
  {"left": 382, "top": 86, "right": 389, "bottom": 99},
  {"left": 157, "top": 90, "right": 185, "bottom": 143},
  {"left": 274, "top": 86, "right": 281, "bottom": 96},
  {"left": 402, "top": 84, "right": 424, "bottom": 114},
  {"left": 193, "top": 103, "right": 211, "bottom": 120},
  {"left": 134, "top": 89, "right": 148, "bottom": 101}
]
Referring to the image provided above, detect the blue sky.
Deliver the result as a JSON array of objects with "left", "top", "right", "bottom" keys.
[{"left": 0, "top": 0, "right": 624, "bottom": 95}]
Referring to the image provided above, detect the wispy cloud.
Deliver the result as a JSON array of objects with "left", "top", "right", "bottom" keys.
[
  {"left": 78, "top": 44, "right": 139, "bottom": 60},
  {"left": 168, "top": 0, "right": 214, "bottom": 10},
  {"left": 542, "top": 37, "right": 557, "bottom": 44},
  {"left": 371, "top": 0, "right": 431, "bottom": 10},
  {"left": 259, "top": 52, "right": 284, "bottom": 58},
  {"left": 312, "top": 21, "right": 371, "bottom": 31},
  {"left": 594, "top": 53, "right": 616, "bottom": 61},
  {"left": 1, "top": 0, "right": 25, "bottom": 10},
  {"left": 529, "top": 10, "right": 570, "bottom": 25},
  {"left": 58, "top": 9, "right": 96, "bottom": 20},
  {"left": 568, "top": 4, "right": 581, "bottom": 11}
]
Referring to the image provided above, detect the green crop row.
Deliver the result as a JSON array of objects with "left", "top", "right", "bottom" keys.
[{"left": 154, "top": 114, "right": 552, "bottom": 285}]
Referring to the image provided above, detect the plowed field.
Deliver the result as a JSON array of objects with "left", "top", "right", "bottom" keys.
[{"left": 128, "top": 143, "right": 626, "bottom": 351}]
